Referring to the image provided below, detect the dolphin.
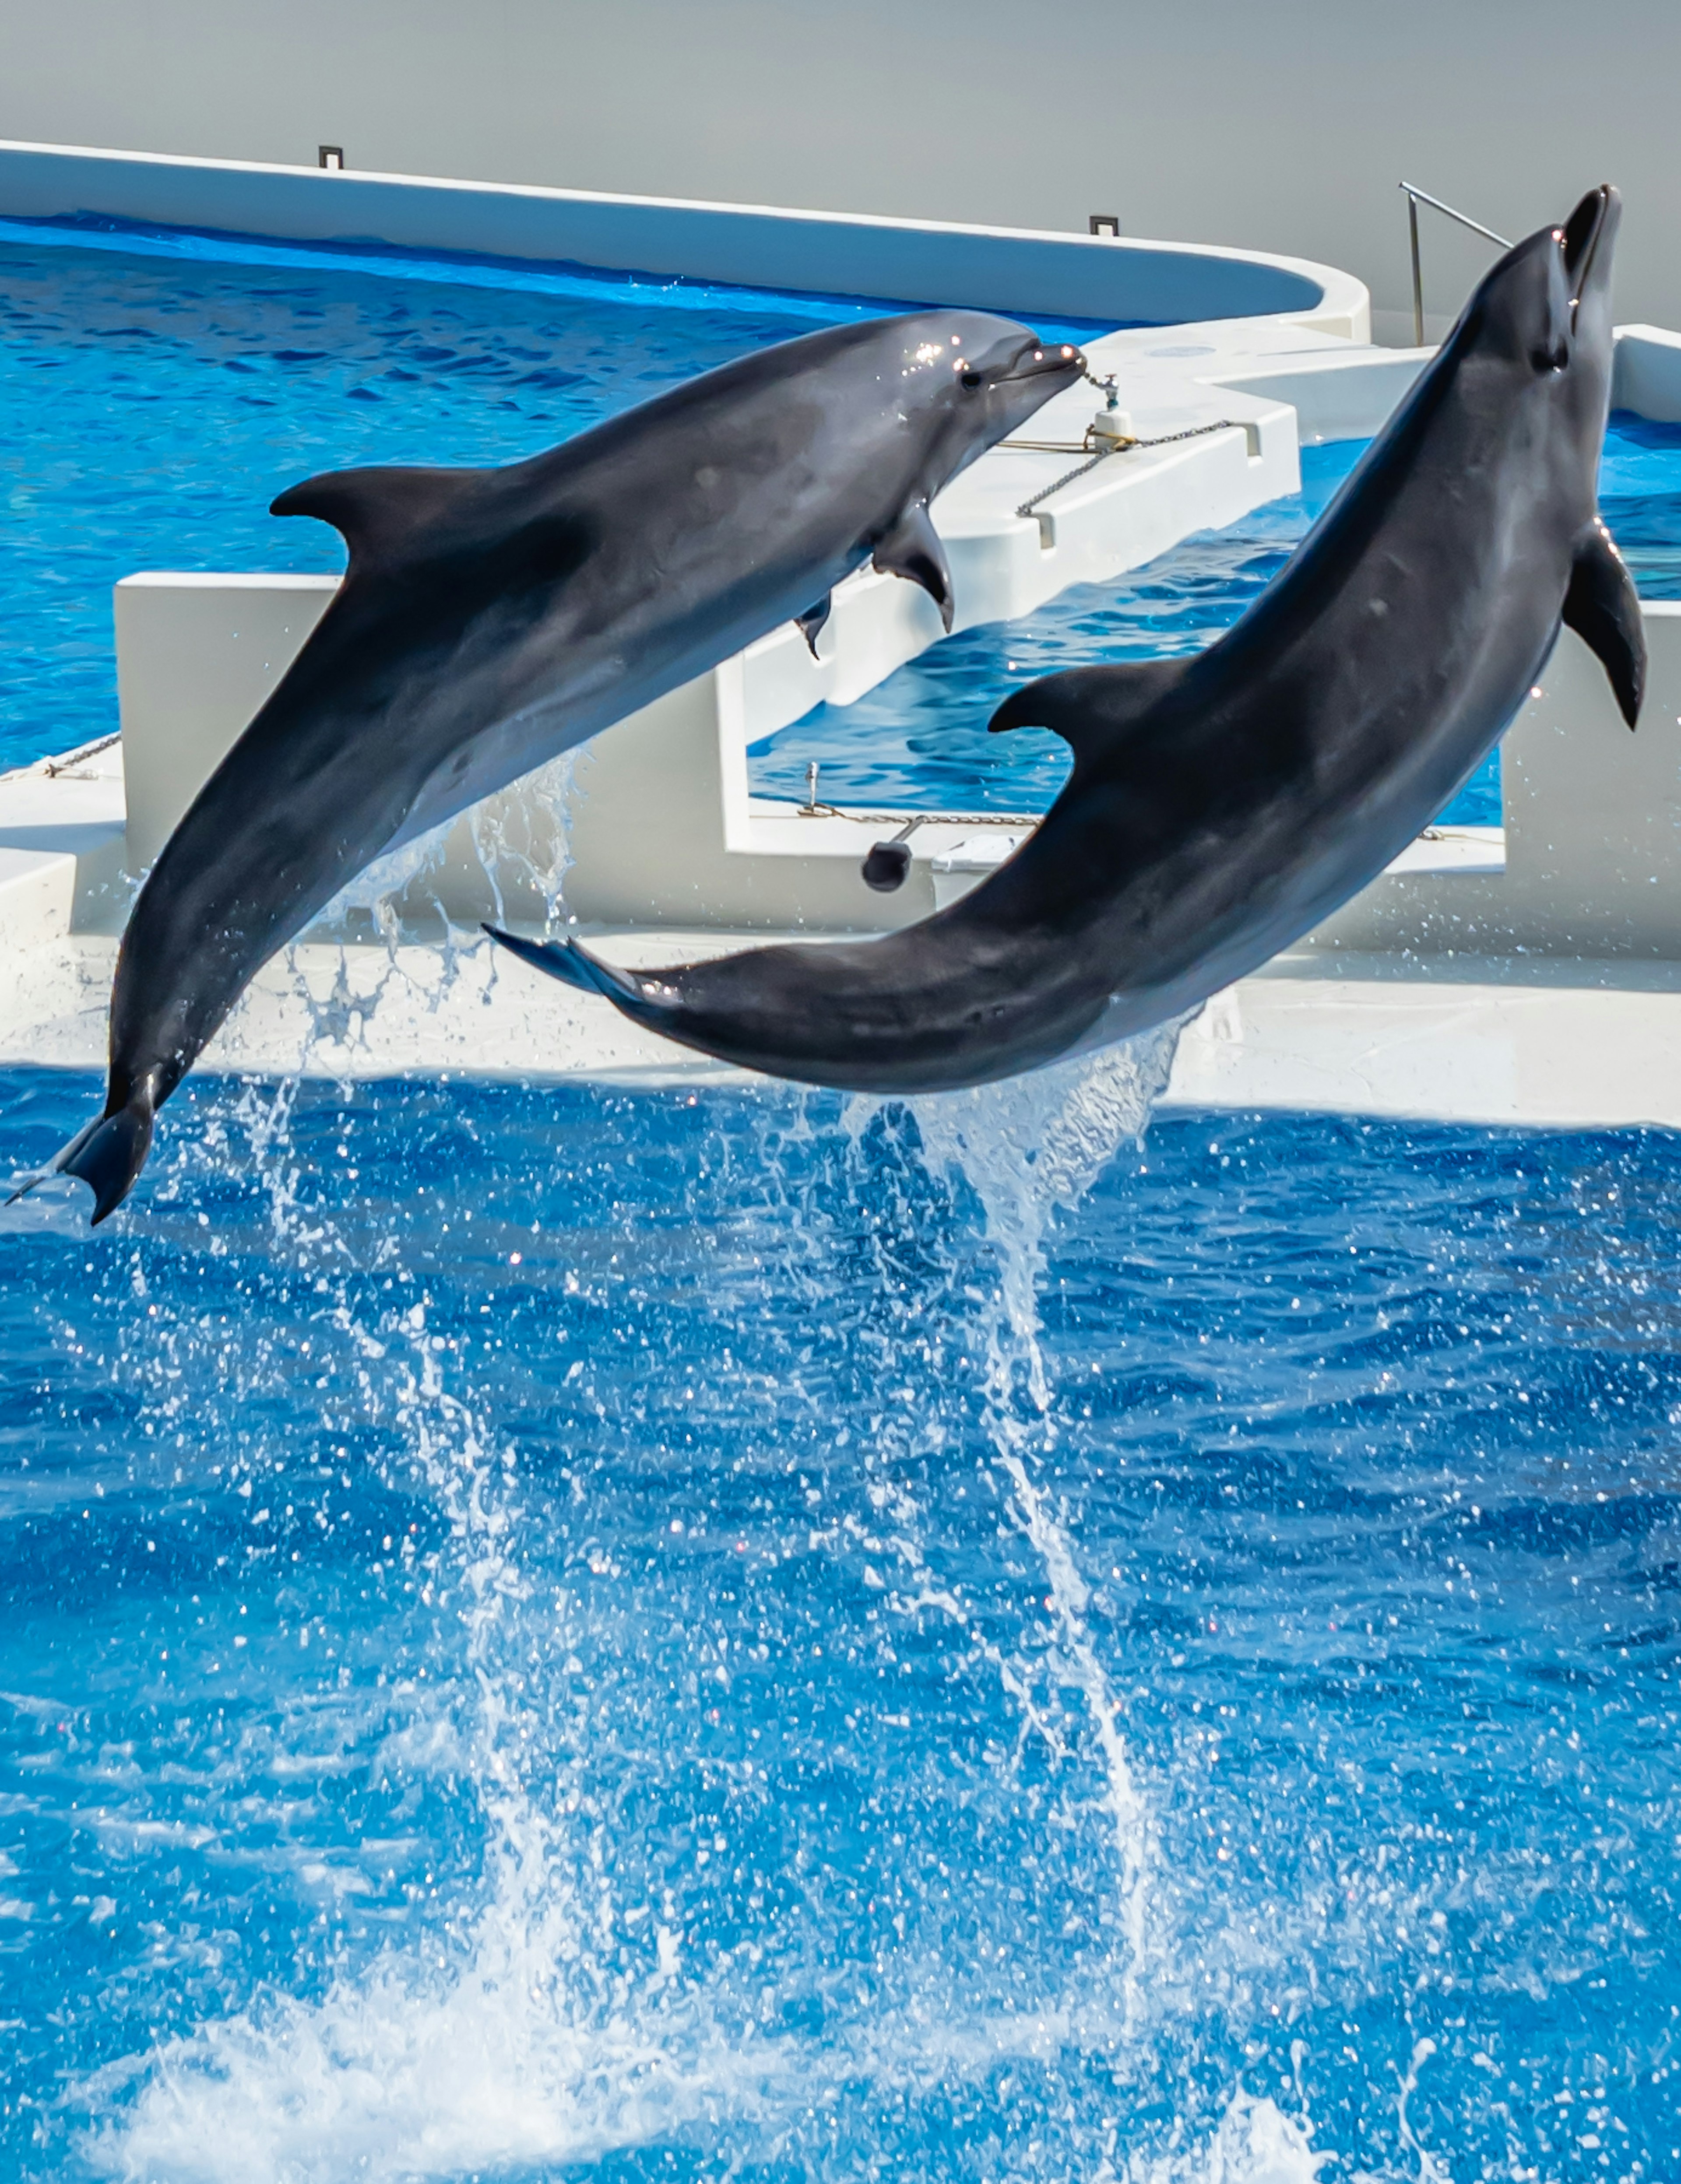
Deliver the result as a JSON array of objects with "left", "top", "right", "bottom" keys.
[
  {"left": 491, "top": 186, "right": 1644, "bottom": 1093},
  {"left": 26, "top": 311, "right": 1083, "bottom": 1218}
]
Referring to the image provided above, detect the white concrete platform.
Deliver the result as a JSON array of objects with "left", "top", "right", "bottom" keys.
[
  {"left": 1171, "top": 954, "right": 1681, "bottom": 1131},
  {"left": 10, "top": 924, "right": 1681, "bottom": 1137}
]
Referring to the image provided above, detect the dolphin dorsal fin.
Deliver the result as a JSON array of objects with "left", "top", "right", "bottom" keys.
[
  {"left": 270, "top": 463, "right": 498, "bottom": 572},
  {"left": 988, "top": 657, "right": 1188, "bottom": 771}
]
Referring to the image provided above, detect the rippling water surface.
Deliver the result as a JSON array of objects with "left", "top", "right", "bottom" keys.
[{"left": 2, "top": 1060, "right": 1677, "bottom": 2182}]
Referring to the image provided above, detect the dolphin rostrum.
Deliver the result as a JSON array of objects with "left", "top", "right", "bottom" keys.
[
  {"left": 492, "top": 186, "right": 1643, "bottom": 1093},
  {"left": 28, "top": 313, "right": 1083, "bottom": 1218}
]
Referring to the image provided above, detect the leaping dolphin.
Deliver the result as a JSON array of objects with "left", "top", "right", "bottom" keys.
[
  {"left": 28, "top": 312, "right": 1083, "bottom": 1218},
  {"left": 492, "top": 186, "right": 1643, "bottom": 1093}
]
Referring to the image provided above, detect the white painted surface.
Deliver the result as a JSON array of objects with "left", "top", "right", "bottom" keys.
[
  {"left": 1612, "top": 326, "right": 1681, "bottom": 423},
  {"left": 1167, "top": 956, "right": 1681, "bottom": 1132},
  {"left": 0, "top": 0, "right": 1675, "bottom": 331},
  {"left": 117, "top": 574, "right": 337, "bottom": 867},
  {"left": 0, "top": 141, "right": 1367, "bottom": 337},
  {"left": 0, "top": 737, "right": 128, "bottom": 950},
  {"left": 9, "top": 925, "right": 1681, "bottom": 1137},
  {"left": 1312, "top": 611, "right": 1681, "bottom": 960},
  {"left": 1210, "top": 351, "right": 1431, "bottom": 444}
]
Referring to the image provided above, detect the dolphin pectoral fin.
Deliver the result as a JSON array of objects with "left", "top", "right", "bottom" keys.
[
  {"left": 484, "top": 926, "right": 649, "bottom": 1011},
  {"left": 988, "top": 658, "right": 1188, "bottom": 769},
  {"left": 795, "top": 595, "right": 832, "bottom": 658},
  {"left": 873, "top": 505, "right": 954, "bottom": 632},
  {"left": 8, "top": 1088, "right": 157, "bottom": 1225},
  {"left": 271, "top": 463, "right": 499, "bottom": 571},
  {"left": 1563, "top": 517, "right": 1645, "bottom": 728}
]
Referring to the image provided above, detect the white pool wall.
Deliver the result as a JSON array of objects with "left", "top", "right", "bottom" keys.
[{"left": 0, "top": 140, "right": 1368, "bottom": 337}]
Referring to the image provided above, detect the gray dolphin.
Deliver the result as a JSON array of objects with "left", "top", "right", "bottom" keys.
[
  {"left": 492, "top": 186, "right": 1643, "bottom": 1092},
  {"left": 28, "top": 312, "right": 1083, "bottom": 1218}
]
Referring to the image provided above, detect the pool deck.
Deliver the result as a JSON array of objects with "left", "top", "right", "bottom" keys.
[{"left": 10, "top": 885, "right": 1681, "bottom": 1134}]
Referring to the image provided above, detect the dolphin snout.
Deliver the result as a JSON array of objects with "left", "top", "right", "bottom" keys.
[{"left": 1562, "top": 183, "right": 1617, "bottom": 307}]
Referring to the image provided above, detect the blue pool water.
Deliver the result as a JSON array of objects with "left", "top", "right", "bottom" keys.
[
  {"left": 0, "top": 216, "right": 1112, "bottom": 781},
  {"left": 750, "top": 414, "right": 1681, "bottom": 825},
  {"left": 1, "top": 1057, "right": 1677, "bottom": 2181}
]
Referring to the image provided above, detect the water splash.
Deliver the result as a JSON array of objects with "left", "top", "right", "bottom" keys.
[
  {"left": 859, "top": 1025, "right": 1185, "bottom": 2017},
  {"left": 465, "top": 751, "right": 577, "bottom": 938},
  {"left": 75, "top": 1087, "right": 797, "bottom": 2183},
  {"left": 255, "top": 748, "right": 578, "bottom": 1075},
  {"left": 83, "top": 1955, "right": 790, "bottom": 2184},
  {"left": 1119, "top": 2091, "right": 1330, "bottom": 2184}
]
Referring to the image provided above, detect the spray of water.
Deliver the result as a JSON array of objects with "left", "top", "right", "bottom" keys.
[
  {"left": 849, "top": 1024, "right": 1185, "bottom": 2021},
  {"left": 278, "top": 750, "right": 579, "bottom": 1063},
  {"left": 78, "top": 1084, "right": 799, "bottom": 2184},
  {"left": 466, "top": 750, "right": 577, "bottom": 938}
]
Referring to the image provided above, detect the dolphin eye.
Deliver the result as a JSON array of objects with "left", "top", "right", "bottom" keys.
[{"left": 960, "top": 369, "right": 983, "bottom": 390}]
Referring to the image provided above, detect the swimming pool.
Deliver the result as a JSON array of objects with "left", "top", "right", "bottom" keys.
[
  {"left": 749, "top": 415, "right": 1681, "bottom": 827},
  {"left": 4, "top": 224, "right": 1679, "bottom": 2183},
  {"left": 1, "top": 1057, "right": 1676, "bottom": 2181}
]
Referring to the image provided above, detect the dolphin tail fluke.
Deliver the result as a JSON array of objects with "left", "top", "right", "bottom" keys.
[
  {"left": 484, "top": 926, "right": 648, "bottom": 1008},
  {"left": 8, "top": 1088, "right": 156, "bottom": 1225},
  {"left": 1563, "top": 518, "right": 1645, "bottom": 728},
  {"left": 63, "top": 1098, "right": 155, "bottom": 1224}
]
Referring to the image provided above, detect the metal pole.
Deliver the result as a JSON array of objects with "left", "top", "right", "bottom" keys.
[
  {"left": 1408, "top": 192, "right": 1424, "bottom": 348},
  {"left": 1397, "top": 182, "right": 1511, "bottom": 250}
]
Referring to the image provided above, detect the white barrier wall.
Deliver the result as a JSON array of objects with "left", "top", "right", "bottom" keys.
[
  {"left": 0, "top": 142, "right": 1360, "bottom": 334},
  {"left": 117, "top": 574, "right": 336, "bottom": 868},
  {"left": 1313, "top": 609, "right": 1681, "bottom": 961},
  {"left": 1, "top": 0, "right": 1678, "bottom": 333},
  {"left": 106, "top": 576, "right": 1681, "bottom": 959}
]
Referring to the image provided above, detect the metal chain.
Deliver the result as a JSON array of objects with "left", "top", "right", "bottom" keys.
[
  {"left": 40, "top": 730, "right": 122, "bottom": 779},
  {"left": 797, "top": 804, "right": 1040, "bottom": 831},
  {"left": 1011, "top": 418, "right": 1251, "bottom": 522}
]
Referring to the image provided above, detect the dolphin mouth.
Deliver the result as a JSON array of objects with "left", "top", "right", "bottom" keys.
[
  {"left": 1562, "top": 183, "right": 1616, "bottom": 317},
  {"left": 1002, "top": 341, "right": 1086, "bottom": 383}
]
